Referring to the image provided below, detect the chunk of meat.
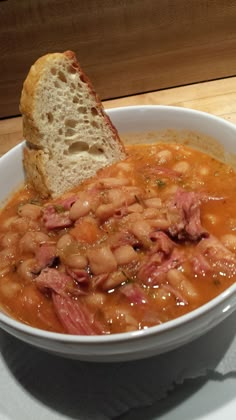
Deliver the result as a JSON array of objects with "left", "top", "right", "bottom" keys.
[
  {"left": 108, "top": 231, "right": 138, "bottom": 250},
  {"left": 196, "top": 235, "right": 236, "bottom": 277},
  {"left": 168, "top": 189, "right": 207, "bottom": 241},
  {"left": 35, "top": 244, "right": 58, "bottom": 269},
  {"left": 53, "top": 294, "right": 105, "bottom": 335},
  {"left": 56, "top": 195, "right": 77, "bottom": 210},
  {"left": 147, "top": 165, "right": 179, "bottom": 179},
  {"left": 197, "top": 235, "right": 236, "bottom": 261},
  {"left": 120, "top": 283, "right": 148, "bottom": 304},
  {"left": 35, "top": 268, "right": 85, "bottom": 297},
  {"left": 138, "top": 248, "right": 185, "bottom": 286},
  {"left": 66, "top": 266, "right": 89, "bottom": 284},
  {"left": 42, "top": 205, "right": 73, "bottom": 230},
  {"left": 149, "top": 231, "right": 175, "bottom": 255},
  {"left": 191, "top": 253, "right": 211, "bottom": 275}
]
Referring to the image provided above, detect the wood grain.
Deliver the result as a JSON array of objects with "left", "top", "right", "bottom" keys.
[
  {"left": 1, "top": 0, "right": 236, "bottom": 118},
  {"left": 1, "top": 76, "right": 236, "bottom": 157}
]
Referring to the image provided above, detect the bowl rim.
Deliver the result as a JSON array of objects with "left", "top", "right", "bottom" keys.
[
  {"left": 107, "top": 104, "right": 236, "bottom": 131},
  {"left": 0, "top": 104, "right": 236, "bottom": 344}
]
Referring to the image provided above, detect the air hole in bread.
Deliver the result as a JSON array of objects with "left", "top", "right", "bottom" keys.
[
  {"left": 68, "top": 65, "right": 77, "bottom": 74},
  {"left": 68, "top": 141, "right": 89, "bottom": 154},
  {"left": 65, "top": 128, "right": 75, "bottom": 137},
  {"left": 73, "top": 96, "right": 79, "bottom": 103},
  {"left": 89, "top": 144, "right": 104, "bottom": 155},
  {"left": 47, "top": 112, "right": 53, "bottom": 123},
  {"left": 78, "top": 106, "right": 86, "bottom": 113},
  {"left": 58, "top": 71, "right": 67, "bottom": 83},
  {"left": 54, "top": 81, "right": 60, "bottom": 88},
  {"left": 91, "top": 120, "right": 99, "bottom": 129},
  {"left": 58, "top": 128, "right": 63, "bottom": 135},
  {"left": 79, "top": 74, "right": 86, "bottom": 83},
  {"left": 65, "top": 119, "right": 77, "bottom": 128},
  {"left": 50, "top": 67, "right": 57, "bottom": 75},
  {"left": 91, "top": 107, "right": 99, "bottom": 116}
]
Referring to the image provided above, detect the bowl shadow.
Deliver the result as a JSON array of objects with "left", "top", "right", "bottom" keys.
[{"left": 0, "top": 311, "right": 235, "bottom": 420}]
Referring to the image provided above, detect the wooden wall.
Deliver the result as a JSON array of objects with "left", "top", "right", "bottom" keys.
[{"left": 0, "top": 0, "right": 236, "bottom": 118}]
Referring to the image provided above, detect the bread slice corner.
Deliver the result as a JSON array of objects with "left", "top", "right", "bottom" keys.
[{"left": 20, "top": 50, "right": 126, "bottom": 198}]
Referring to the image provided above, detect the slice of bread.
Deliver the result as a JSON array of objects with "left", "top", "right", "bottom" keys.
[{"left": 20, "top": 50, "right": 126, "bottom": 198}]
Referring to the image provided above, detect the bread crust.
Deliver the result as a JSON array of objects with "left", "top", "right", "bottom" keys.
[
  {"left": 20, "top": 51, "right": 126, "bottom": 198},
  {"left": 23, "top": 148, "right": 51, "bottom": 197}
]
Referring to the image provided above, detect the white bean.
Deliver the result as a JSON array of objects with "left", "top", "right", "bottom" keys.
[
  {"left": 113, "top": 245, "right": 138, "bottom": 265},
  {"left": 0, "top": 232, "right": 20, "bottom": 248},
  {"left": 85, "top": 292, "right": 107, "bottom": 306},
  {"left": 115, "top": 162, "right": 133, "bottom": 172},
  {"left": 64, "top": 254, "right": 88, "bottom": 269},
  {"left": 167, "top": 269, "right": 198, "bottom": 300},
  {"left": 69, "top": 196, "right": 92, "bottom": 220},
  {"left": 97, "top": 177, "right": 130, "bottom": 188},
  {"left": 144, "top": 197, "right": 162, "bottom": 208},
  {"left": 56, "top": 233, "right": 75, "bottom": 251},
  {"left": 199, "top": 166, "right": 210, "bottom": 176},
  {"left": 87, "top": 246, "right": 117, "bottom": 275},
  {"left": 127, "top": 203, "right": 143, "bottom": 213},
  {"left": 102, "top": 271, "right": 127, "bottom": 291},
  {"left": 18, "top": 203, "right": 42, "bottom": 220},
  {"left": 95, "top": 203, "right": 116, "bottom": 221},
  {"left": 17, "top": 258, "right": 39, "bottom": 281},
  {"left": 1, "top": 216, "right": 39, "bottom": 233},
  {"left": 173, "top": 161, "right": 190, "bottom": 175},
  {"left": 157, "top": 149, "right": 173, "bottom": 164},
  {"left": 221, "top": 234, "right": 236, "bottom": 252},
  {"left": 0, "top": 248, "right": 16, "bottom": 274},
  {"left": 19, "top": 232, "right": 49, "bottom": 254},
  {"left": 0, "top": 280, "right": 21, "bottom": 299}
]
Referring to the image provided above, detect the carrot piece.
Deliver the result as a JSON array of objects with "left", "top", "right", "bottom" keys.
[{"left": 70, "top": 218, "right": 101, "bottom": 244}]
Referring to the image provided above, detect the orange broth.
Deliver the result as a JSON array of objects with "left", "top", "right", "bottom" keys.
[{"left": 0, "top": 142, "right": 236, "bottom": 335}]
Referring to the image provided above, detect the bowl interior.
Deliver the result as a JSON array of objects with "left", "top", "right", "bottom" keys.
[{"left": 0, "top": 105, "right": 236, "bottom": 361}]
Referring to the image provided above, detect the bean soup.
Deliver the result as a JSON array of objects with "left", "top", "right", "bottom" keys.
[{"left": 0, "top": 142, "right": 236, "bottom": 335}]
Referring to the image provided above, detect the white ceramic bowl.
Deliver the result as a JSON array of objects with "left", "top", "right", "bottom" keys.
[{"left": 0, "top": 105, "right": 236, "bottom": 362}]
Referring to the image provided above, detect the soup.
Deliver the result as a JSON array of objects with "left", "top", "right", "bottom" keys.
[{"left": 0, "top": 142, "right": 236, "bottom": 335}]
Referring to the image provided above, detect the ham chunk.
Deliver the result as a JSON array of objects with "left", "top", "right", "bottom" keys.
[
  {"left": 36, "top": 268, "right": 72, "bottom": 296},
  {"left": 42, "top": 205, "right": 73, "bottom": 230},
  {"left": 196, "top": 235, "right": 236, "bottom": 277},
  {"left": 53, "top": 294, "right": 104, "bottom": 335},
  {"left": 87, "top": 246, "right": 117, "bottom": 275},
  {"left": 138, "top": 249, "right": 185, "bottom": 286},
  {"left": 149, "top": 231, "right": 175, "bottom": 255},
  {"left": 35, "top": 268, "right": 85, "bottom": 297},
  {"left": 35, "top": 244, "right": 58, "bottom": 269},
  {"left": 120, "top": 283, "right": 148, "bottom": 304},
  {"left": 167, "top": 189, "right": 207, "bottom": 241}
]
